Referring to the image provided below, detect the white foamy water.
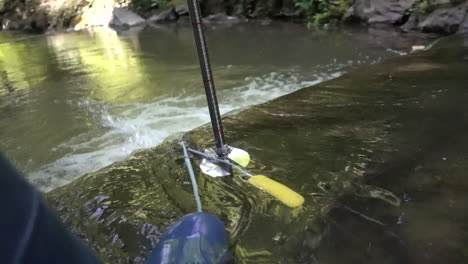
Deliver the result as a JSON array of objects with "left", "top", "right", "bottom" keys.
[{"left": 29, "top": 71, "right": 342, "bottom": 191}]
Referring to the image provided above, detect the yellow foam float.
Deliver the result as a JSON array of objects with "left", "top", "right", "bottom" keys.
[{"left": 248, "top": 175, "right": 305, "bottom": 208}]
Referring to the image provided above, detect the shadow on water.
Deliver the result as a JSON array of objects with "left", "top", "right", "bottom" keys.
[
  {"left": 318, "top": 129, "right": 468, "bottom": 264},
  {"left": 315, "top": 35, "right": 468, "bottom": 264}
]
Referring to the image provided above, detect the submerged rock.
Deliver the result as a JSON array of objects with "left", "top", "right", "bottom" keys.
[{"left": 47, "top": 35, "right": 468, "bottom": 263}]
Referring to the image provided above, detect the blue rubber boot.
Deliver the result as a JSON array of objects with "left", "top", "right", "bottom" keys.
[{"left": 146, "top": 212, "right": 232, "bottom": 264}]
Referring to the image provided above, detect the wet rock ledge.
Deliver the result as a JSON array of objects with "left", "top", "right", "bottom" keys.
[{"left": 46, "top": 35, "right": 468, "bottom": 263}]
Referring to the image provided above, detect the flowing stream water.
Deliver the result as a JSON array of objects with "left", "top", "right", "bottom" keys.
[
  {"left": 4, "top": 23, "right": 467, "bottom": 264},
  {"left": 0, "top": 24, "right": 426, "bottom": 191}
]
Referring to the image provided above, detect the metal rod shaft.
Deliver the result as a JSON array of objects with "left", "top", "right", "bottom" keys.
[
  {"left": 187, "top": 0, "right": 226, "bottom": 155},
  {"left": 188, "top": 148, "right": 253, "bottom": 177},
  {"left": 182, "top": 142, "right": 203, "bottom": 212}
]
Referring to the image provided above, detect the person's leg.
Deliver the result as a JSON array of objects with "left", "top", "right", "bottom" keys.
[
  {"left": 0, "top": 154, "right": 102, "bottom": 264},
  {"left": 146, "top": 212, "right": 233, "bottom": 264}
]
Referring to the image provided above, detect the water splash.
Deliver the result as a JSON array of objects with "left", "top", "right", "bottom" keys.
[{"left": 29, "top": 71, "right": 342, "bottom": 191}]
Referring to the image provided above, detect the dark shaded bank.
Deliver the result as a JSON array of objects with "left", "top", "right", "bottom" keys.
[
  {"left": 2, "top": 0, "right": 468, "bottom": 35},
  {"left": 312, "top": 40, "right": 468, "bottom": 264},
  {"left": 0, "top": 0, "right": 89, "bottom": 33},
  {"left": 345, "top": 0, "right": 468, "bottom": 35},
  {"left": 46, "top": 34, "right": 468, "bottom": 263},
  {"left": 316, "top": 126, "right": 468, "bottom": 264}
]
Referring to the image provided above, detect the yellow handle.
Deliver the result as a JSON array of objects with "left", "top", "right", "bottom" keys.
[{"left": 248, "top": 175, "right": 305, "bottom": 208}]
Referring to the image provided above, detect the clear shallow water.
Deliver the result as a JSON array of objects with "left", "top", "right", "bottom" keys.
[
  {"left": 307, "top": 36, "right": 468, "bottom": 264},
  {"left": 0, "top": 24, "right": 427, "bottom": 191}
]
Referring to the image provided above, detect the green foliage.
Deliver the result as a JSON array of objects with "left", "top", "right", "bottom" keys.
[
  {"left": 85, "top": 0, "right": 94, "bottom": 8},
  {"left": 409, "top": 0, "right": 435, "bottom": 15},
  {"left": 294, "top": 0, "right": 352, "bottom": 25}
]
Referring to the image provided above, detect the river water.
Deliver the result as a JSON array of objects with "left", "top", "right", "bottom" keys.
[
  {"left": 0, "top": 24, "right": 427, "bottom": 191},
  {"left": 4, "top": 22, "right": 468, "bottom": 264}
]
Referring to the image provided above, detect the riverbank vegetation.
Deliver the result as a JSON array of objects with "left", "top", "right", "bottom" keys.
[
  {"left": 1, "top": 0, "right": 468, "bottom": 34},
  {"left": 294, "top": 0, "right": 351, "bottom": 25}
]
